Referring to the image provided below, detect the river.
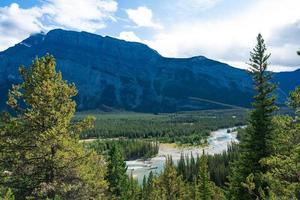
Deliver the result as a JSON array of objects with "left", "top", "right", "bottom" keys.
[{"left": 126, "top": 126, "right": 242, "bottom": 183}]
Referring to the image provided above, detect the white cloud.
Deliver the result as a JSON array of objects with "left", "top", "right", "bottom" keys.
[
  {"left": 0, "top": 3, "right": 44, "bottom": 51},
  {"left": 126, "top": 6, "right": 162, "bottom": 29},
  {"left": 42, "top": 0, "right": 118, "bottom": 32},
  {"left": 118, "top": 31, "right": 142, "bottom": 43},
  {"left": 144, "top": 0, "right": 300, "bottom": 71},
  {"left": 0, "top": 0, "right": 118, "bottom": 51}
]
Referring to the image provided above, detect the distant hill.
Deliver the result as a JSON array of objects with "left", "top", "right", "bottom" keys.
[{"left": 0, "top": 29, "right": 299, "bottom": 112}]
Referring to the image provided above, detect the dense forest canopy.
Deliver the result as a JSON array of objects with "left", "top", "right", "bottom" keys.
[
  {"left": 83, "top": 139, "right": 159, "bottom": 161},
  {"left": 78, "top": 110, "right": 247, "bottom": 145}
]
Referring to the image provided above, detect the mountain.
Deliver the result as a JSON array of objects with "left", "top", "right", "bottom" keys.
[
  {"left": 0, "top": 29, "right": 299, "bottom": 112},
  {"left": 273, "top": 69, "right": 300, "bottom": 100}
]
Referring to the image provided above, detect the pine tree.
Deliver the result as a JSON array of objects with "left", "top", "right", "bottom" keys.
[
  {"left": 288, "top": 86, "right": 300, "bottom": 114},
  {"left": 1, "top": 189, "right": 15, "bottom": 200},
  {"left": 0, "top": 55, "right": 107, "bottom": 199},
  {"left": 153, "top": 157, "right": 187, "bottom": 200},
  {"left": 142, "top": 175, "right": 147, "bottom": 199},
  {"left": 245, "top": 48, "right": 300, "bottom": 199},
  {"left": 228, "top": 34, "right": 277, "bottom": 199},
  {"left": 126, "top": 174, "right": 141, "bottom": 200},
  {"left": 177, "top": 153, "right": 186, "bottom": 180},
  {"left": 145, "top": 171, "right": 154, "bottom": 199},
  {"left": 198, "top": 150, "right": 213, "bottom": 200},
  {"left": 106, "top": 144, "right": 128, "bottom": 198},
  {"left": 190, "top": 152, "right": 196, "bottom": 182},
  {"left": 191, "top": 178, "right": 199, "bottom": 200},
  {"left": 260, "top": 87, "right": 300, "bottom": 199}
]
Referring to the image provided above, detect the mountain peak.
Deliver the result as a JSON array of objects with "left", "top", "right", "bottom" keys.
[{"left": 0, "top": 29, "right": 299, "bottom": 112}]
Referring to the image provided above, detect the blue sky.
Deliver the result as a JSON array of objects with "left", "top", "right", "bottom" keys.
[{"left": 0, "top": 0, "right": 299, "bottom": 71}]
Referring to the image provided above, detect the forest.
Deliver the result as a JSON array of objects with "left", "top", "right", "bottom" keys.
[
  {"left": 78, "top": 110, "right": 247, "bottom": 145},
  {"left": 174, "top": 143, "right": 239, "bottom": 187},
  {"left": 83, "top": 139, "right": 159, "bottom": 160},
  {"left": 0, "top": 34, "right": 299, "bottom": 200}
]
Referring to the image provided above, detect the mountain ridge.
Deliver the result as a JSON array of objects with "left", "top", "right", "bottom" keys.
[{"left": 0, "top": 29, "right": 299, "bottom": 112}]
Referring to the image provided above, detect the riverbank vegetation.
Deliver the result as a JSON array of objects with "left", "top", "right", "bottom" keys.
[
  {"left": 1, "top": 34, "right": 300, "bottom": 199},
  {"left": 78, "top": 109, "right": 247, "bottom": 145},
  {"left": 176, "top": 143, "right": 238, "bottom": 187},
  {"left": 84, "top": 139, "right": 159, "bottom": 160}
]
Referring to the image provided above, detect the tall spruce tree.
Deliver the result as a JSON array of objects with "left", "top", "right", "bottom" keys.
[
  {"left": 141, "top": 175, "right": 148, "bottom": 200},
  {"left": 260, "top": 54, "right": 300, "bottom": 199},
  {"left": 0, "top": 55, "right": 107, "bottom": 199},
  {"left": 106, "top": 144, "right": 128, "bottom": 199},
  {"left": 177, "top": 153, "right": 186, "bottom": 180},
  {"left": 228, "top": 34, "right": 277, "bottom": 199},
  {"left": 198, "top": 150, "right": 214, "bottom": 200},
  {"left": 145, "top": 171, "right": 154, "bottom": 200},
  {"left": 190, "top": 153, "right": 196, "bottom": 182}
]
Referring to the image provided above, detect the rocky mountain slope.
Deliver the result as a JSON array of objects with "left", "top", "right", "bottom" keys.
[{"left": 0, "top": 29, "right": 299, "bottom": 112}]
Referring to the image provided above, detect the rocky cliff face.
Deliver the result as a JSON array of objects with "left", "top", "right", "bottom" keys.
[{"left": 0, "top": 29, "right": 298, "bottom": 112}]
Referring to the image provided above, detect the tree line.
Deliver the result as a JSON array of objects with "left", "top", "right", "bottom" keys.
[
  {"left": 175, "top": 143, "right": 239, "bottom": 187},
  {"left": 78, "top": 111, "right": 246, "bottom": 145},
  {"left": 83, "top": 139, "right": 159, "bottom": 160}
]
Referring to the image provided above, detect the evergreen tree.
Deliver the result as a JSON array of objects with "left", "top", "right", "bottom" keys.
[
  {"left": 141, "top": 176, "right": 147, "bottom": 200},
  {"left": 177, "top": 153, "right": 186, "bottom": 180},
  {"left": 288, "top": 86, "right": 300, "bottom": 114},
  {"left": 145, "top": 171, "right": 155, "bottom": 200},
  {"left": 152, "top": 157, "right": 187, "bottom": 200},
  {"left": 228, "top": 34, "right": 277, "bottom": 199},
  {"left": 0, "top": 55, "right": 107, "bottom": 199},
  {"left": 190, "top": 153, "right": 196, "bottom": 182},
  {"left": 191, "top": 178, "right": 199, "bottom": 200},
  {"left": 126, "top": 174, "right": 141, "bottom": 200},
  {"left": 260, "top": 87, "right": 300, "bottom": 199},
  {"left": 198, "top": 150, "right": 214, "bottom": 200},
  {"left": 106, "top": 144, "right": 128, "bottom": 199},
  {"left": 1, "top": 189, "right": 15, "bottom": 200}
]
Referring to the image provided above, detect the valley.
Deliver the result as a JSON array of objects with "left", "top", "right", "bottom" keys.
[
  {"left": 126, "top": 126, "right": 242, "bottom": 183},
  {"left": 79, "top": 110, "right": 247, "bottom": 186}
]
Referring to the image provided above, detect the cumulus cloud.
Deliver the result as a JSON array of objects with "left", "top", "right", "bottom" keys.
[
  {"left": 144, "top": 0, "right": 300, "bottom": 71},
  {"left": 0, "top": 3, "right": 44, "bottom": 50},
  {"left": 0, "top": 0, "right": 118, "bottom": 51},
  {"left": 42, "top": 0, "right": 118, "bottom": 32},
  {"left": 126, "top": 6, "right": 162, "bottom": 29}
]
